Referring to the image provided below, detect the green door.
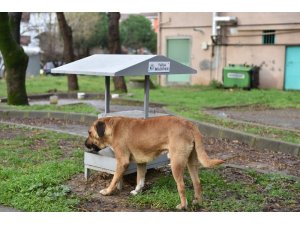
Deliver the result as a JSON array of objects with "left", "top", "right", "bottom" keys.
[
  {"left": 285, "top": 46, "right": 300, "bottom": 90},
  {"left": 167, "top": 39, "right": 191, "bottom": 83}
]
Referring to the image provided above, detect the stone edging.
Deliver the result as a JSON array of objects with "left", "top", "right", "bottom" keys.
[{"left": 0, "top": 109, "right": 299, "bottom": 157}]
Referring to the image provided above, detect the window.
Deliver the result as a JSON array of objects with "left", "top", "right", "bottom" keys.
[{"left": 263, "top": 30, "right": 275, "bottom": 44}]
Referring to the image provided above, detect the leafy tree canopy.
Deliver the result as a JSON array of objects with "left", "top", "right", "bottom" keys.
[{"left": 120, "top": 15, "right": 157, "bottom": 53}]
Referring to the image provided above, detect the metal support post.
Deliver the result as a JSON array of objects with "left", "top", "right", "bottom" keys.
[
  {"left": 144, "top": 75, "right": 150, "bottom": 118},
  {"left": 105, "top": 76, "right": 110, "bottom": 114}
]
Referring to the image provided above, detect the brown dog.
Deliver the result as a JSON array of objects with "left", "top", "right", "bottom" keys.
[{"left": 85, "top": 116, "right": 224, "bottom": 210}]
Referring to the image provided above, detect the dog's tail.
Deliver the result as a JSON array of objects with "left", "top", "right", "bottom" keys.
[{"left": 191, "top": 124, "right": 224, "bottom": 168}]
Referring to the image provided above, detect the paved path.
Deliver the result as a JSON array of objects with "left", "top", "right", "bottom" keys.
[{"left": 206, "top": 108, "right": 300, "bottom": 131}]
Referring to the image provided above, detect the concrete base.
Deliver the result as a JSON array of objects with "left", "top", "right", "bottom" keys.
[{"left": 84, "top": 148, "right": 170, "bottom": 179}]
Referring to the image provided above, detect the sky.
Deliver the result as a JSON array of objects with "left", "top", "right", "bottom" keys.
[{"left": 1, "top": 0, "right": 299, "bottom": 12}]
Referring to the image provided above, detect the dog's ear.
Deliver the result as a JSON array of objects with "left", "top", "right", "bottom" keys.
[{"left": 95, "top": 121, "right": 105, "bottom": 137}]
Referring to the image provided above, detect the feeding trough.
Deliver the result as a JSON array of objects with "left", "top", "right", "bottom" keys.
[{"left": 51, "top": 54, "right": 197, "bottom": 179}]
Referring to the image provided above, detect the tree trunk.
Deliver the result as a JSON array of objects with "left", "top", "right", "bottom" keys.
[
  {"left": 108, "top": 12, "right": 127, "bottom": 93},
  {"left": 8, "top": 12, "right": 22, "bottom": 44},
  {"left": 0, "top": 12, "right": 28, "bottom": 105},
  {"left": 56, "top": 12, "right": 79, "bottom": 91}
]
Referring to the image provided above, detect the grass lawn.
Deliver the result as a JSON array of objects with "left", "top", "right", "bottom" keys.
[
  {"left": 1, "top": 123, "right": 299, "bottom": 212},
  {"left": 1, "top": 76, "right": 300, "bottom": 143},
  {"left": 0, "top": 123, "right": 84, "bottom": 211},
  {"left": 0, "top": 75, "right": 106, "bottom": 97}
]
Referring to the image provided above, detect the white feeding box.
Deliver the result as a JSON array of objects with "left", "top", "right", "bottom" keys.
[
  {"left": 84, "top": 148, "right": 169, "bottom": 179},
  {"left": 51, "top": 54, "right": 197, "bottom": 179}
]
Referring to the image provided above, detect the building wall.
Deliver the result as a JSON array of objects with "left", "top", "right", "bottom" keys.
[
  {"left": 158, "top": 12, "right": 300, "bottom": 89},
  {"left": 226, "top": 46, "right": 285, "bottom": 89}
]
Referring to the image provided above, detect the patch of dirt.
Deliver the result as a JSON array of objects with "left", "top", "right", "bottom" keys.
[
  {"left": 0, "top": 117, "right": 89, "bottom": 127},
  {"left": 58, "top": 139, "right": 85, "bottom": 158},
  {"left": 0, "top": 126, "right": 27, "bottom": 139},
  {"left": 219, "top": 167, "right": 256, "bottom": 185},
  {"left": 204, "top": 137, "right": 300, "bottom": 177},
  {"left": 262, "top": 197, "right": 300, "bottom": 212},
  {"left": 67, "top": 169, "right": 167, "bottom": 212},
  {"left": 205, "top": 106, "right": 300, "bottom": 131},
  {"left": 30, "top": 138, "right": 49, "bottom": 151},
  {"left": 0, "top": 117, "right": 90, "bottom": 137}
]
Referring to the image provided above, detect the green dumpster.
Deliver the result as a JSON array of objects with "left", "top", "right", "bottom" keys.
[{"left": 223, "top": 64, "right": 259, "bottom": 89}]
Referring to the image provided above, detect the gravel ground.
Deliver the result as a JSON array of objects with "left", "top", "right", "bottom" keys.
[{"left": 205, "top": 106, "right": 300, "bottom": 131}]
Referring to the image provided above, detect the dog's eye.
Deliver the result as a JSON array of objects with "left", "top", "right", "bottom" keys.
[{"left": 88, "top": 131, "right": 92, "bottom": 135}]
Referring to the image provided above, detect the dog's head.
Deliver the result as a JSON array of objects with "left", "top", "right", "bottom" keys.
[{"left": 85, "top": 118, "right": 112, "bottom": 152}]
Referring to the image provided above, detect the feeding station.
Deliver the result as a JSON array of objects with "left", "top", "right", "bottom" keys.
[{"left": 51, "top": 54, "right": 197, "bottom": 179}]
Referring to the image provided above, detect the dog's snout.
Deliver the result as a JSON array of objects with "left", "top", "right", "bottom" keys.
[
  {"left": 85, "top": 138, "right": 92, "bottom": 149},
  {"left": 85, "top": 138, "right": 101, "bottom": 152}
]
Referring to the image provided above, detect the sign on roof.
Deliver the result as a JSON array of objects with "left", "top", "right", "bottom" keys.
[{"left": 148, "top": 61, "right": 170, "bottom": 73}]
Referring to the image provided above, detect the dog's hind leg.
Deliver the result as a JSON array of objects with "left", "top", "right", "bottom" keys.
[
  {"left": 187, "top": 150, "right": 202, "bottom": 205},
  {"left": 100, "top": 155, "right": 130, "bottom": 195},
  {"left": 170, "top": 156, "right": 188, "bottom": 210},
  {"left": 130, "top": 163, "right": 147, "bottom": 195}
]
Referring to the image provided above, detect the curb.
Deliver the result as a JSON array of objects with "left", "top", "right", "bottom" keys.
[{"left": 0, "top": 109, "right": 299, "bottom": 156}]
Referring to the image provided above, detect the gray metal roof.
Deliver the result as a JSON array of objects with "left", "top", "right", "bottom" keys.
[{"left": 51, "top": 54, "right": 197, "bottom": 76}]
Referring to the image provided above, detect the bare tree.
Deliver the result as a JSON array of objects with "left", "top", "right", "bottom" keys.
[
  {"left": 108, "top": 12, "right": 127, "bottom": 93},
  {"left": 56, "top": 12, "right": 79, "bottom": 91},
  {"left": 65, "top": 12, "right": 102, "bottom": 58},
  {"left": 0, "top": 12, "right": 28, "bottom": 105}
]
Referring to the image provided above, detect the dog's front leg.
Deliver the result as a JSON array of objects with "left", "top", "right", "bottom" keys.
[
  {"left": 130, "top": 163, "right": 147, "bottom": 195},
  {"left": 100, "top": 157, "right": 129, "bottom": 195}
]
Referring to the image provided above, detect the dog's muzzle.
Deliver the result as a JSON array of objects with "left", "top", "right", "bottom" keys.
[{"left": 85, "top": 139, "right": 101, "bottom": 152}]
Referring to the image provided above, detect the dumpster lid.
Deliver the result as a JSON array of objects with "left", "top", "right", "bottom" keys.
[
  {"left": 51, "top": 54, "right": 197, "bottom": 76},
  {"left": 224, "top": 65, "right": 253, "bottom": 72}
]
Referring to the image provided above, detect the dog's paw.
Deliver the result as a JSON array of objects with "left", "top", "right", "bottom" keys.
[
  {"left": 100, "top": 189, "right": 109, "bottom": 195},
  {"left": 176, "top": 203, "right": 187, "bottom": 210},
  {"left": 176, "top": 199, "right": 188, "bottom": 210},
  {"left": 130, "top": 190, "right": 139, "bottom": 196},
  {"left": 192, "top": 198, "right": 203, "bottom": 205}
]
